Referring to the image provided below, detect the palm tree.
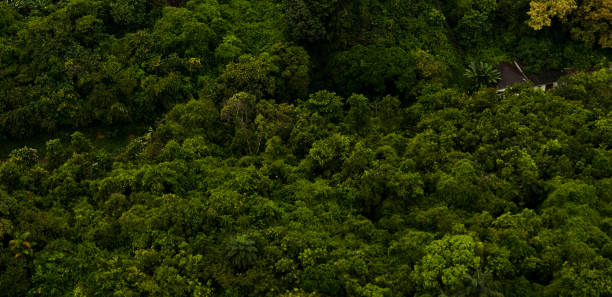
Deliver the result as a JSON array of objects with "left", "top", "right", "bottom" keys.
[
  {"left": 464, "top": 62, "right": 501, "bottom": 90},
  {"left": 227, "top": 234, "right": 258, "bottom": 270}
]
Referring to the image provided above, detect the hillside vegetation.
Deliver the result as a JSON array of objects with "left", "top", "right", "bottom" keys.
[{"left": 1, "top": 0, "right": 612, "bottom": 296}]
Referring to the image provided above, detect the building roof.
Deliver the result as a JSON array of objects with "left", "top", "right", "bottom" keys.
[
  {"left": 527, "top": 70, "right": 566, "bottom": 86},
  {"left": 497, "top": 61, "right": 528, "bottom": 90},
  {"left": 496, "top": 61, "right": 567, "bottom": 90}
]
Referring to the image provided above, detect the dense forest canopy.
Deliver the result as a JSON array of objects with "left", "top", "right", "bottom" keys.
[{"left": 1, "top": 0, "right": 612, "bottom": 296}]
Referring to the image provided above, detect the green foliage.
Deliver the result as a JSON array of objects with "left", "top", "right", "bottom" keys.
[
  {"left": 464, "top": 62, "right": 501, "bottom": 90},
  {"left": 304, "top": 90, "right": 344, "bottom": 123},
  {"left": 302, "top": 264, "right": 342, "bottom": 296},
  {"left": 283, "top": 0, "right": 326, "bottom": 43},
  {"left": 345, "top": 94, "right": 371, "bottom": 134},
  {"left": 413, "top": 234, "right": 481, "bottom": 294},
  {"left": 329, "top": 45, "right": 417, "bottom": 97},
  {"left": 0, "top": 69, "right": 611, "bottom": 296},
  {"left": 9, "top": 146, "right": 38, "bottom": 168},
  {"left": 227, "top": 234, "right": 258, "bottom": 270},
  {"left": 0, "top": 1, "right": 612, "bottom": 297},
  {"left": 217, "top": 43, "right": 311, "bottom": 101}
]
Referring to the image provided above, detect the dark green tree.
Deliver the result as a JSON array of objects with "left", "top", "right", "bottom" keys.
[{"left": 227, "top": 234, "right": 258, "bottom": 270}]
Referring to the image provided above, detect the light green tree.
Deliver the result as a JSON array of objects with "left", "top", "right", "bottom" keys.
[{"left": 413, "top": 235, "right": 481, "bottom": 296}]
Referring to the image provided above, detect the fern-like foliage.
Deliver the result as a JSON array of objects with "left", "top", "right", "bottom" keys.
[
  {"left": 465, "top": 62, "right": 501, "bottom": 90},
  {"left": 227, "top": 234, "right": 258, "bottom": 270}
]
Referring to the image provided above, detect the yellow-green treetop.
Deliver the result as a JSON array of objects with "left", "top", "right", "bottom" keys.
[{"left": 527, "top": 0, "right": 578, "bottom": 30}]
